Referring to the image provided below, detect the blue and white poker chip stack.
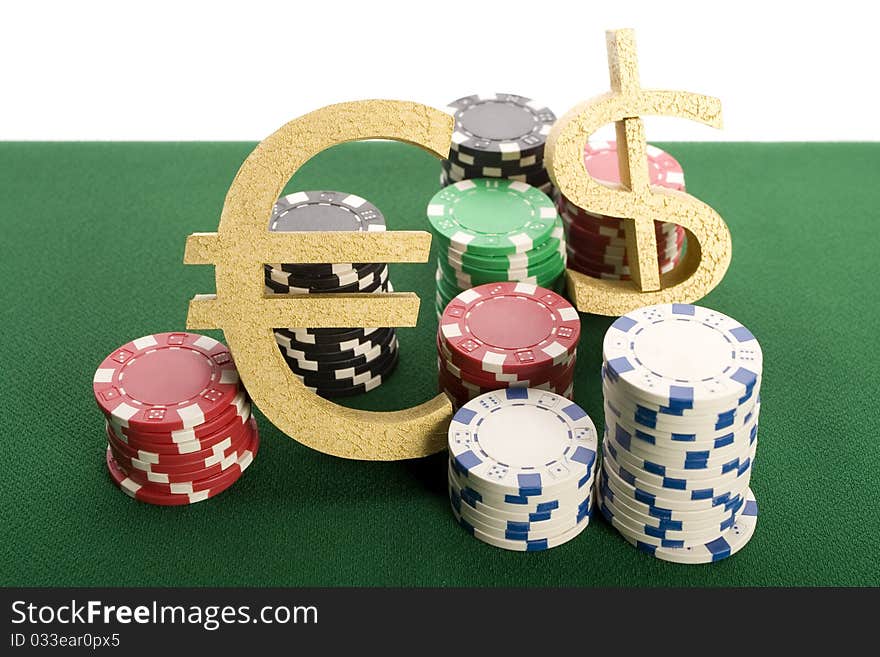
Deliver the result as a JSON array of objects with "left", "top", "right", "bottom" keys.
[
  {"left": 447, "top": 388, "right": 598, "bottom": 551},
  {"left": 598, "top": 303, "right": 763, "bottom": 564}
]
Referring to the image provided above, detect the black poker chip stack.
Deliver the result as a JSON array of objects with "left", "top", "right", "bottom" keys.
[
  {"left": 440, "top": 93, "right": 557, "bottom": 196},
  {"left": 265, "top": 190, "right": 399, "bottom": 398}
]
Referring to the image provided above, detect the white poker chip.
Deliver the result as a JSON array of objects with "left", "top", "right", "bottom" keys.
[
  {"left": 603, "top": 303, "right": 763, "bottom": 412},
  {"left": 448, "top": 388, "right": 598, "bottom": 496},
  {"left": 446, "top": 388, "right": 598, "bottom": 552},
  {"left": 598, "top": 304, "right": 762, "bottom": 563}
]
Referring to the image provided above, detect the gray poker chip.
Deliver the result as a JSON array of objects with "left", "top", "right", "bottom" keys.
[
  {"left": 447, "top": 94, "right": 556, "bottom": 160},
  {"left": 269, "top": 190, "right": 387, "bottom": 232},
  {"left": 267, "top": 190, "right": 387, "bottom": 277}
]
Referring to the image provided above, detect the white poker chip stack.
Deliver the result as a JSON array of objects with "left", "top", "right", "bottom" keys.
[
  {"left": 447, "top": 388, "right": 598, "bottom": 552},
  {"left": 597, "top": 303, "right": 763, "bottom": 564}
]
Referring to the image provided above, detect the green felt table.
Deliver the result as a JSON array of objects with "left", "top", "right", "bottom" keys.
[{"left": 1, "top": 141, "right": 878, "bottom": 587}]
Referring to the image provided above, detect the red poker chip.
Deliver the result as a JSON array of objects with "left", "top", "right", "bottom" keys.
[
  {"left": 93, "top": 332, "right": 241, "bottom": 433},
  {"left": 563, "top": 221, "right": 679, "bottom": 251},
  {"left": 107, "top": 449, "right": 244, "bottom": 506},
  {"left": 438, "top": 355, "right": 576, "bottom": 394},
  {"left": 567, "top": 258, "right": 630, "bottom": 277},
  {"left": 567, "top": 250, "right": 683, "bottom": 275},
  {"left": 568, "top": 262, "right": 632, "bottom": 281},
  {"left": 565, "top": 247, "right": 682, "bottom": 269},
  {"left": 439, "top": 385, "right": 469, "bottom": 411},
  {"left": 438, "top": 366, "right": 568, "bottom": 401},
  {"left": 438, "top": 283, "right": 580, "bottom": 377},
  {"left": 567, "top": 250, "right": 682, "bottom": 268},
  {"left": 108, "top": 402, "right": 251, "bottom": 457},
  {"left": 119, "top": 431, "right": 257, "bottom": 492},
  {"left": 566, "top": 234, "right": 684, "bottom": 264},
  {"left": 558, "top": 199, "right": 685, "bottom": 231},
  {"left": 438, "top": 361, "right": 576, "bottom": 400},
  {"left": 106, "top": 414, "right": 252, "bottom": 469},
  {"left": 565, "top": 222, "right": 685, "bottom": 247},
  {"left": 562, "top": 213, "right": 681, "bottom": 242},
  {"left": 568, "top": 242, "right": 684, "bottom": 267},
  {"left": 437, "top": 337, "right": 576, "bottom": 388},
  {"left": 105, "top": 420, "right": 259, "bottom": 505},
  {"left": 106, "top": 391, "right": 249, "bottom": 445},
  {"left": 438, "top": 349, "right": 576, "bottom": 390},
  {"left": 112, "top": 442, "right": 242, "bottom": 482},
  {"left": 566, "top": 255, "right": 631, "bottom": 275},
  {"left": 582, "top": 141, "right": 686, "bottom": 191},
  {"left": 568, "top": 258, "right": 685, "bottom": 281},
  {"left": 114, "top": 434, "right": 251, "bottom": 484},
  {"left": 558, "top": 197, "right": 683, "bottom": 223}
]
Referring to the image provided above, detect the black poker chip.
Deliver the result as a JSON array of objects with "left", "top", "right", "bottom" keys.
[
  {"left": 265, "top": 267, "right": 389, "bottom": 295},
  {"left": 313, "top": 350, "right": 400, "bottom": 398},
  {"left": 444, "top": 150, "right": 547, "bottom": 177},
  {"left": 441, "top": 160, "right": 551, "bottom": 187},
  {"left": 283, "top": 340, "right": 397, "bottom": 382},
  {"left": 439, "top": 172, "right": 554, "bottom": 196},
  {"left": 266, "top": 189, "right": 388, "bottom": 278},
  {"left": 276, "top": 327, "right": 396, "bottom": 357},
  {"left": 278, "top": 334, "right": 397, "bottom": 372},
  {"left": 279, "top": 326, "right": 384, "bottom": 345},
  {"left": 275, "top": 326, "right": 396, "bottom": 362},
  {"left": 289, "top": 342, "right": 399, "bottom": 387},
  {"left": 273, "top": 262, "right": 376, "bottom": 278},
  {"left": 265, "top": 261, "right": 387, "bottom": 287}
]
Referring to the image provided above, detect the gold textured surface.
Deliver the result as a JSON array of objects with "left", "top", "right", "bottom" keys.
[
  {"left": 546, "top": 28, "right": 732, "bottom": 316},
  {"left": 185, "top": 100, "right": 454, "bottom": 460}
]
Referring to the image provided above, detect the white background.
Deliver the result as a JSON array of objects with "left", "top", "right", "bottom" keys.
[{"left": 2, "top": 0, "right": 877, "bottom": 141}]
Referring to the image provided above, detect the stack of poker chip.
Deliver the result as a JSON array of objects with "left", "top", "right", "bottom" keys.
[
  {"left": 597, "top": 304, "right": 763, "bottom": 564},
  {"left": 93, "top": 332, "right": 258, "bottom": 506},
  {"left": 265, "top": 191, "right": 399, "bottom": 398},
  {"left": 447, "top": 388, "right": 598, "bottom": 551},
  {"left": 558, "top": 141, "right": 687, "bottom": 280},
  {"left": 437, "top": 282, "right": 580, "bottom": 410},
  {"left": 441, "top": 93, "right": 557, "bottom": 196},
  {"left": 427, "top": 179, "right": 566, "bottom": 317}
]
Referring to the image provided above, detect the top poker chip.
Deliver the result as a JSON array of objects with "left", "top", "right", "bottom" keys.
[
  {"left": 439, "top": 282, "right": 580, "bottom": 376},
  {"left": 447, "top": 93, "right": 556, "bottom": 160},
  {"left": 448, "top": 388, "right": 598, "bottom": 496},
  {"left": 602, "top": 304, "right": 763, "bottom": 411},
  {"left": 269, "top": 190, "right": 387, "bottom": 232},
  {"left": 93, "top": 332, "right": 241, "bottom": 433},
  {"left": 266, "top": 190, "right": 387, "bottom": 278},
  {"left": 583, "top": 141, "right": 686, "bottom": 191},
  {"left": 427, "top": 179, "right": 558, "bottom": 256}
]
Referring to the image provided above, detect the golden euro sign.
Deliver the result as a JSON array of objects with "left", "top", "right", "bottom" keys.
[
  {"left": 546, "top": 29, "right": 732, "bottom": 315},
  {"left": 184, "top": 101, "right": 454, "bottom": 461}
]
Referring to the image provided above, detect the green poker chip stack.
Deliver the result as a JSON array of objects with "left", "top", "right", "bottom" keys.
[{"left": 427, "top": 178, "right": 568, "bottom": 315}]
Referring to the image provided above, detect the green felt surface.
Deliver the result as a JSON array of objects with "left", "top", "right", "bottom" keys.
[{"left": 1, "top": 141, "right": 878, "bottom": 587}]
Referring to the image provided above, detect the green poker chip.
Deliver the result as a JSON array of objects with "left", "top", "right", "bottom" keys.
[
  {"left": 442, "top": 242, "right": 566, "bottom": 282},
  {"left": 435, "top": 266, "right": 465, "bottom": 301},
  {"left": 439, "top": 217, "right": 565, "bottom": 272},
  {"left": 438, "top": 253, "right": 565, "bottom": 289},
  {"left": 435, "top": 291, "right": 451, "bottom": 316},
  {"left": 426, "top": 178, "right": 558, "bottom": 256},
  {"left": 552, "top": 272, "right": 568, "bottom": 296}
]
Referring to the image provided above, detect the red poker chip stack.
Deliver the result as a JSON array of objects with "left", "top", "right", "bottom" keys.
[
  {"left": 436, "top": 282, "right": 581, "bottom": 410},
  {"left": 558, "top": 141, "right": 687, "bottom": 280},
  {"left": 92, "top": 332, "right": 259, "bottom": 506}
]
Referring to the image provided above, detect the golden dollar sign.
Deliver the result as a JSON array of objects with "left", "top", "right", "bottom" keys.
[
  {"left": 184, "top": 100, "right": 453, "bottom": 461},
  {"left": 546, "top": 29, "right": 732, "bottom": 316}
]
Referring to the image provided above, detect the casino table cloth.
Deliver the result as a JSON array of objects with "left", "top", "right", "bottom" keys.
[{"left": 0, "top": 141, "right": 877, "bottom": 587}]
